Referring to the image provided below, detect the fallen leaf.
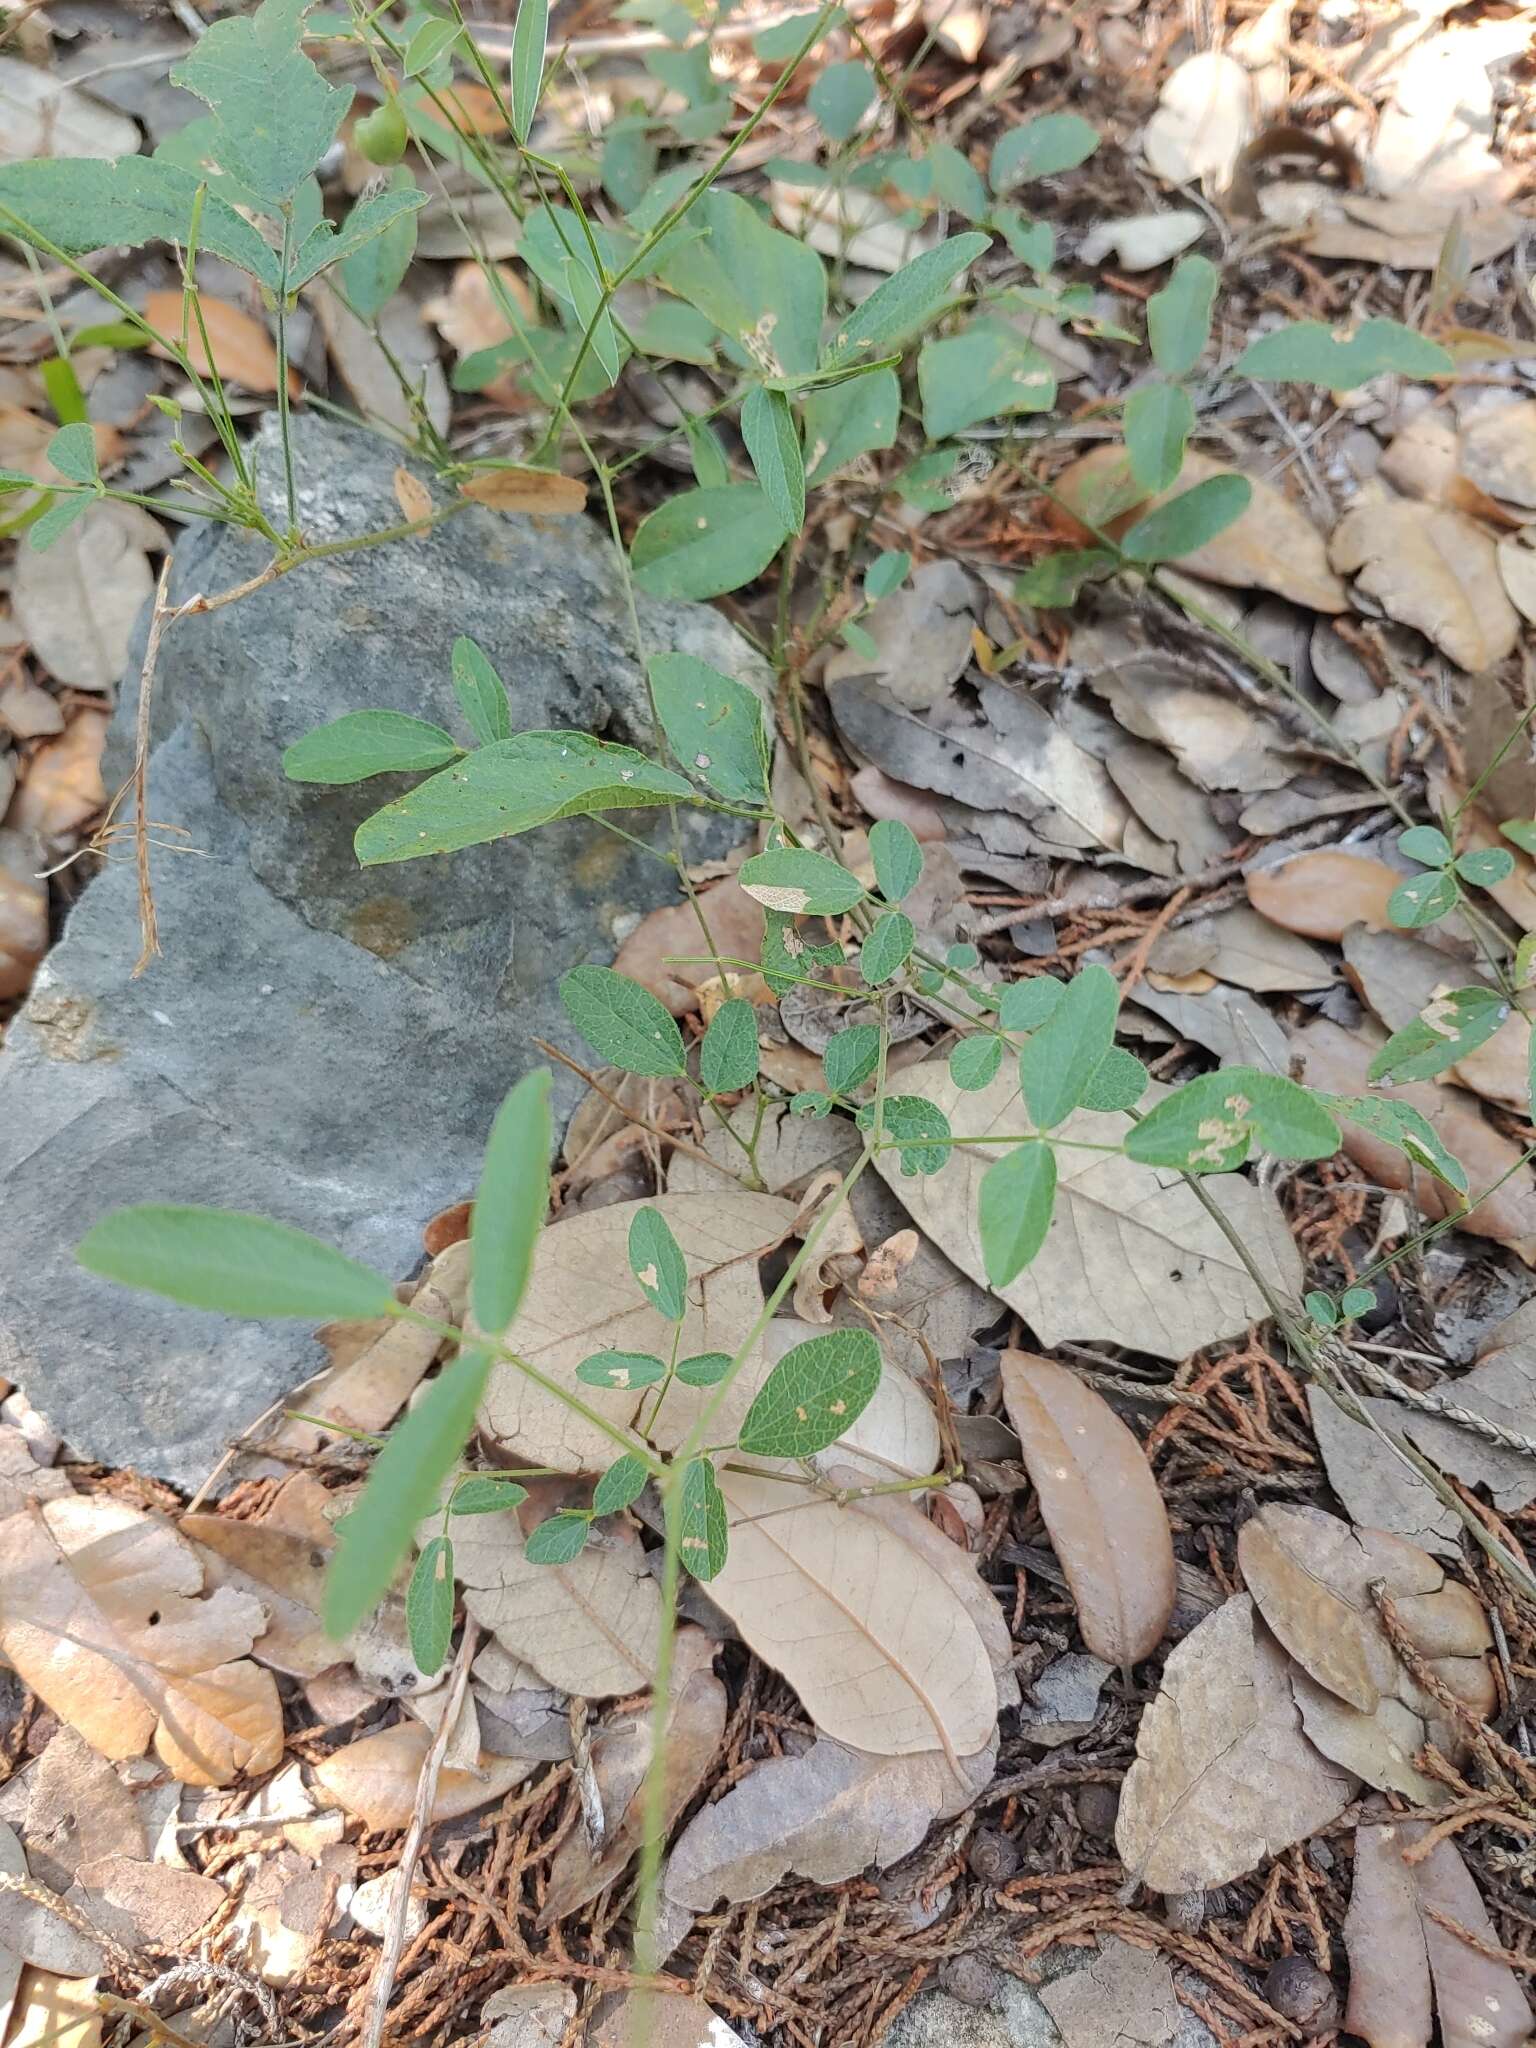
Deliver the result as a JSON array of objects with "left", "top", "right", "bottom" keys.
[
  {"left": 1330, "top": 500, "right": 1519, "bottom": 672},
  {"left": 1105, "top": 739, "right": 1234, "bottom": 876},
  {"left": 0, "top": 1495, "right": 283, "bottom": 1787},
  {"left": 832, "top": 1177, "right": 997, "bottom": 1384},
  {"left": 11, "top": 502, "right": 161, "bottom": 693},
  {"left": 1247, "top": 851, "right": 1400, "bottom": 941},
  {"left": 1429, "top": 775, "right": 1536, "bottom": 937},
  {"left": 0, "top": 1826, "right": 102, "bottom": 1976},
  {"left": 1291, "top": 1665, "right": 1447, "bottom": 1806},
  {"left": 1292, "top": 1018, "right": 1536, "bottom": 1263},
  {"left": 413, "top": 188, "right": 523, "bottom": 260},
  {"left": 1496, "top": 527, "right": 1536, "bottom": 624},
  {"left": 312, "top": 1720, "right": 536, "bottom": 1831},
  {"left": 141, "top": 290, "right": 295, "bottom": 397},
  {"left": 770, "top": 180, "right": 930, "bottom": 272},
  {"left": 998, "top": 1351, "right": 1175, "bottom": 1665},
  {"left": 21, "top": 1727, "right": 145, "bottom": 1892},
  {"left": 0, "top": 55, "right": 138, "bottom": 160},
  {"left": 67, "top": 1856, "right": 222, "bottom": 1953},
  {"left": 1078, "top": 212, "right": 1205, "bottom": 271},
  {"left": 4, "top": 1969, "right": 101, "bottom": 2048},
  {"left": 0, "top": 1423, "right": 67, "bottom": 1520},
  {"left": 1342, "top": 926, "right": 1528, "bottom": 1114},
  {"left": 823, "top": 561, "right": 977, "bottom": 708},
  {"left": 1395, "top": 1345, "right": 1536, "bottom": 1514},
  {"left": 589, "top": 1991, "right": 751, "bottom": 2048},
  {"left": 1346, "top": 1796, "right": 1534, "bottom": 2048},
  {"left": 6, "top": 711, "right": 108, "bottom": 846},
  {"left": 613, "top": 879, "right": 766, "bottom": 1016},
  {"left": 1115, "top": 1592, "right": 1355, "bottom": 1892},
  {"left": 1280, "top": 192, "right": 1525, "bottom": 270},
  {"left": 1307, "top": 1384, "right": 1463, "bottom": 1562},
  {"left": 422, "top": 261, "right": 534, "bottom": 361},
  {"left": 923, "top": 0, "right": 988, "bottom": 61},
  {"left": 1366, "top": 28, "right": 1505, "bottom": 205},
  {"left": 1195, "top": 904, "right": 1337, "bottom": 992},
  {"left": 459, "top": 466, "right": 587, "bottom": 515},
  {"left": 1144, "top": 50, "right": 1254, "bottom": 192},
  {"left": 1381, "top": 411, "right": 1462, "bottom": 505},
  {"left": 181, "top": 1485, "right": 340, "bottom": 1682},
  {"left": 392, "top": 466, "right": 433, "bottom": 523},
  {"left": 1018, "top": 1652, "right": 1112, "bottom": 1746},
  {"left": 225, "top": 1844, "right": 337, "bottom": 1986},
  {"left": 482, "top": 1983, "right": 578, "bottom": 2048},
  {"left": 309, "top": 279, "right": 450, "bottom": 439},
  {"left": 1039, "top": 1935, "right": 1181, "bottom": 2048},
  {"left": 869, "top": 1057, "right": 1303, "bottom": 1359},
  {"left": 1458, "top": 400, "right": 1536, "bottom": 516}
]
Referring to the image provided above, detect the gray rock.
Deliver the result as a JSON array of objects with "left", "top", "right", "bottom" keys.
[
  {"left": 888, "top": 1948, "right": 1220, "bottom": 2048},
  {"left": 0, "top": 415, "right": 766, "bottom": 1487}
]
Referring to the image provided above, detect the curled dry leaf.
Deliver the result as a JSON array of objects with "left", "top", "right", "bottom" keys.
[
  {"left": 791, "top": 1168, "right": 865, "bottom": 1322},
  {"left": 0, "top": 1495, "right": 283, "bottom": 1787},
  {"left": 1246, "top": 851, "right": 1400, "bottom": 941},
  {"left": 1115, "top": 1593, "right": 1355, "bottom": 1892},
  {"left": 1346, "top": 1796, "right": 1533, "bottom": 2048},
  {"left": 1291, "top": 1018, "right": 1536, "bottom": 1263},
  {"left": 998, "top": 1351, "right": 1175, "bottom": 1666},
  {"left": 870, "top": 1057, "right": 1302, "bottom": 1358},
  {"left": 1329, "top": 500, "right": 1519, "bottom": 672},
  {"left": 393, "top": 466, "right": 433, "bottom": 524},
  {"left": 312, "top": 1718, "right": 536, "bottom": 1832},
  {"left": 141, "top": 290, "right": 296, "bottom": 397}
]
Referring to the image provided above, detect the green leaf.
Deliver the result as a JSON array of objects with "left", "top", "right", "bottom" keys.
[
  {"left": 841, "top": 620, "right": 879, "bottom": 661},
  {"left": 646, "top": 652, "right": 769, "bottom": 804},
  {"left": 593, "top": 1453, "right": 649, "bottom": 1515},
  {"left": 1125, "top": 1066, "right": 1341, "bottom": 1173},
  {"left": 741, "top": 385, "right": 806, "bottom": 534},
  {"left": 1015, "top": 548, "right": 1117, "bottom": 608},
  {"left": 45, "top": 422, "right": 98, "bottom": 486},
  {"left": 947, "top": 943, "right": 980, "bottom": 970},
  {"left": 857, "top": 1094, "right": 952, "bottom": 1174},
  {"left": 1367, "top": 985, "right": 1510, "bottom": 1085},
  {"left": 1388, "top": 869, "right": 1460, "bottom": 929},
  {"left": 172, "top": 0, "right": 351, "bottom": 212},
  {"left": 560, "top": 966, "right": 687, "bottom": 1078},
  {"left": 950, "top": 1035, "right": 1004, "bottom": 1092},
  {"left": 993, "top": 205, "right": 1055, "bottom": 271},
  {"left": 283, "top": 710, "right": 460, "bottom": 785},
  {"left": 864, "top": 549, "right": 910, "bottom": 602},
  {"left": 601, "top": 115, "right": 658, "bottom": 215},
  {"left": 676, "top": 1351, "right": 731, "bottom": 1387},
  {"left": 1399, "top": 824, "right": 1453, "bottom": 867},
  {"left": 325, "top": 1345, "right": 492, "bottom": 1633},
  {"left": 978, "top": 1138, "right": 1056, "bottom": 1286},
  {"left": 1456, "top": 847, "right": 1516, "bottom": 888},
  {"left": 1340, "top": 1285, "right": 1377, "bottom": 1319},
  {"left": 1236, "top": 316, "right": 1453, "bottom": 390},
  {"left": 1146, "top": 254, "right": 1218, "bottom": 378},
  {"left": 989, "top": 112, "right": 1098, "bottom": 192},
  {"left": 738, "top": 1328, "right": 881, "bottom": 1458},
  {"left": 1120, "top": 474, "right": 1252, "bottom": 563},
  {"left": 26, "top": 493, "right": 90, "bottom": 552},
  {"left": 861, "top": 910, "right": 915, "bottom": 986},
  {"left": 451, "top": 637, "right": 512, "bottom": 746},
  {"left": 406, "top": 1536, "right": 454, "bottom": 1676},
  {"left": 754, "top": 7, "right": 843, "bottom": 59},
  {"left": 677, "top": 1456, "right": 729, "bottom": 1580},
  {"left": 0, "top": 469, "right": 38, "bottom": 493},
  {"left": 1305, "top": 1289, "right": 1338, "bottom": 1330},
  {"left": 1322, "top": 1094, "right": 1467, "bottom": 1194},
  {"left": 999, "top": 978, "right": 1065, "bottom": 1032},
  {"left": 700, "top": 999, "right": 760, "bottom": 1093},
  {"left": 354, "top": 730, "right": 693, "bottom": 865},
  {"left": 1018, "top": 963, "right": 1120, "bottom": 1131},
  {"left": 869, "top": 818, "right": 924, "bottom": 903},
  {"left": 928, "top": 141, "right": 988, "bottom": 219},
  {"left": 1519, "top": 934, "right": 1536, "bottom": 989},
  {"left": 629, "top": 1205, "right": 688, "bottom": 1319},
  {"left": 761, "top": 909, "right": 843, "bottom": 995},
  {"left": 631, "top": 483, "right": 788, "bottom": 601},
  {"left": 576, "top": 1349, "right": 668, "bottom": 1389},
  {"left": 403, "top": 15, "right": 459, "bottom": 75},
  {"left": 1079, "top": 1045, "right": 1148, "bottom": 1112},
  {"left": 1124, "top": 380, "right": 1194, "bottom": 494},
  {"left": 1500, "top": 819, "right": 1536, "bottom": 857},
  {"left": 659, "top": 190, "right": 826, "bottom": 379},
  {"left": 451, "top": 1476, "right": 530, "bottom": 1514},
  {"left": 684, "top": 415, "right": 731, "bottom": 487},
  {"left": 562, "top": 256, "right": 621, "bottom": 386},
  {"left": 918, "top": 318, "right": 1056, "bottom": 439},
  {"left": 471, "top": 1069, "right": 551, "bottom": 1334},
  {"left": 525, "top": 1512, "right": 591, "bottom": 1565},
  {"left": 822, "top": 234, "right": 991, "bottom": 372},
  {"left": 809, "top": 59, "right": 874, "bottom": 141},
  {"left": 802, "top": 368, "right": 900, "bottom": 485},
  {"left": 791, "top": 1090, "right": 833, "bottom": 1118},
  {"left": 0, "top": 156, "right": 282, "bottom": 291},
  {"left": 740, "top": 847, "right": 865, "bottom": 916},
  {"left": 292, "top": 185, "right": 424, "bottom": 289},
  {"left": 78, "top": 1205, "right": 395, "bottom": 1321},
  {"left": 824, "top": 1024, "right": 881, "bottom": 1095},
  {"left": 636, "top": 299, "right": 716, "bottom": 367},
  {"left": 334, "top": 167, "right": 419, "bottom": 317}
]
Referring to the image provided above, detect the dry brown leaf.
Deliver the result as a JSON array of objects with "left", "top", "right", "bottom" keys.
[
  {"left": 539, "top": 1629, "right": 724, "bottom": 1925},
  {"left": 1396, "top": 1346, "right": 1536, "bottom": 1514},
  {"left": 310, "top": 279, "right": 450, "bottom": 438},
  {"left": 1291, "top": 1665, "right": 1446, "bottom": 1807},
  {"left": 5, "top": 1969, "right": 101, "bottom": 2048},
  {"left": 0, "top": 1826, "right": 103, "bottom": 1977},
  {"left": 141, "top": 291, "right": 295, "bottom": 397},
  {"left": 67, "top": 1856, "right": 223, "bottom": 1953},
  {"left": 0, "top": 1424, "right": 68, "bottom": 1518},
  {"left": 1496, "top": 527, "right": 1536, "bottom": 624},
  {"left": 181, "top": 1490, "right": 338, "bottom": 1682},
  {"left": 1458, "top": 401, "right": 1536, "bottom": 516},
  {"left": 1285, "top": 193, "right": 1525, "bottom": 270},
  {"left": 613, "top": 880, "right": 766, "bottom": 1016},
  {"left": 225, "top": 1843, "right": 337, "bottom": 1986},
  {"left": 1330, "top": 500, "right": 1519, "bottom": 672},
  {"left": 422, "top": 261, "right": 532, "bottom": 362},
  {"left": 312, "top": 1719, "right": 535, "bottom": 1832},
  {"left": 1346, "top": 1796, "right": 1534, "bottom": 2048},
  {"left": 1342, "top": 926, "right": 1528, "bottom": 1114},
  {"left": 588, "top": 1990, "right": 750, "bottom": 2048},
  {"left": 0, "top": 1495, "right": 283, "bottom": 1787},
  {"left": 868, "top": 1057, "right": 1302, "bottom": 1358},
  {"left": 1290, "top": 1017, "right": 1536, "bottom": 1262},
  {"left": 924, "top": 0, "right": 987, "bottom": 61},
  {"left": 1115, "top": 1592, "right": 1355, "bottom": 1892},
  {"left": 11, "top": 502, "right": 161, "bottom": 694},
  {"left": 459, "top": 466, "right": 587, "bottom": 515},
  {"left": 1237, "top": 1504, "right": 1492, "bottom": 1715},
  {"left": 1381, "top": 411, "right": 1461, "bottom": 505},
  {"left": 1307, "top": 1385, "right": 1463, "bottom": 1563},
  {"left": 707, "top": 1467, "right": 997, "bottom": 1761},
  {"left": 478, "top": 1192, "right": 796, "bottom": 1473},
  {"left": 1246, "top": 851, "right": 1399, "bottom": 941},
  {"left": 998, "top": 1351, "right": 1175, "bottom": 1666},
  {"left": 0, "top": 677, "right": 63, "bottom": 740},
  {"left": 392, "top": 466, "right": 433, "bottom": 524},
  {"left": 1429, "top": 777, "right": 1536, "bottom": 937},
  {"left": 7, "top": 711, "right": 108, "bottom": 842},
  {"left": 21, "top": 1727, "right": 145, "bottom": 1892}
]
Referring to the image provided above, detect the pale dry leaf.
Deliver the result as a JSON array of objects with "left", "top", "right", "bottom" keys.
[
  {"left": 459, "top": 467, "right": 587, "bottom": 515},
  {"left": 1078, "top": 212, "right": 1205, "bottom": 272},
  {"left": 1115, "top": 1592, "right": 1355, "bottom": 1892},
  {"left": 422, "top": 260, "right": 533, "bottom": 360},
  {"left": 1246, "top": 851, "right": 1399, "bottom": 941},
  {"left": 0, "top": 1824, "right": 103, "bottom": 1976},
  {"left": 0, "top": 1424, "right": 69, "bottom": 1517},
  {"left": 770, "top": 181, "right": 931, "bottom": 272},
  {"left": 477, "top": 1192, "right": 796, "bottom": 1472},
  {"left": 1039, "top": 1935, "right": 1181, "bottom": 2048},
  {"left": 0, "top": 1496, "right": 283, "bottom": 1787},
  {"left": 450, "top": 1512, "right": 660, "bottom": 1698},
  {"left": 1343, "top": 926, "right": 1528, "bottom": 1115},
  {"left": 1306, "top": 1384, "right": 1463, "bottom": 1562},
  {"left": 309, "top": 279, "right": 450, "bottom": 439},
  {"left": 1429, "top": 775, "right": 1536, "bottom": 937},
  {"left": 1346, "top": 1796, "right": 1534, "bottom": 2048},
  {"left": 141, "top": 291, "right": 294, "bottom": 397},
  {"left": 5, "top": 1968, "right": 101, "bottom": 2048},
  {"left": 0, "top": 676, "right": 64, "bottom": 740},
  {"left": 924, "top": 0, "right": 988, "bottom": 62},
  {"left": 1458, "top": 401, "right": 1536, "bottom": 515},
  {"left": 1018, "top": 1651, "right": 1111, "bottom": 1746},
  {"left": 834, "top": 1177, "right": 997, "bottom": 1383},
  {"left": 588, "top": 1990, "right": 750, "bottom": 2048},
  {"left": 1381, "top": 411, "right": 1461, "bottom": 506},
  {"left": 312, "top": 1720, "right": 536, "bottom": 1832},
  {"left": 707, "top": 1467, "right": 997, "bottom": 1760},
  {"left": 1330, "top": 500, "right": 1519, "bottom": 672},
  {"left": 1128, "top": 980, "right": 1289, "bottom": 1074},
  {"left": 1291, "top": 1664, "right": 1447, "bottom": 1806},
  {"left": 1366, "top": 29, "right": 1504, "bottom": 204},
  {"left": 67, "top": 1856, "right": 223, "bottom": 1954},
  {"left": 1283, "top": 193, "right": 1524, "bottom": 270},
  {"left": 0, "top": 55, "right": 138, "bottom": 160},
  {"left": 11, "top": 502, "right": 162, "bottom": 693},
  {"left": 181, "top": 1503, "right": 335, "bottom": 1682},
  {"left": 22, "top": 1727, "right": 145, "bottom": 1892},
  {"left": 404, "top": 1679, "right": 482, "bottom": 1775},
  {"left": 1196, "top": 904, "right": 1337, "bottom": 992},
  {"left": 413, "top": 188, "right": 522, "bottom": 260},
  {"left": 1292, "top": 1017, "right": 1536, "bottom": 1262},
  {"left": 612, "top": 879, "right": 766, "bottom": 1017},
  {"left": 1143, "top": 50, "right": 1254, "bottom": 192},
  {"left": 823, "top": 561, "right": 977, "bottom": 708},
  {"left": 1397, "top": 1346, "right": 1536, "bottom": 1514},
  {"left": 1104, "top": 739, "right": 1234, "bottom": 877},
  {"left": 791, "top": 1169, "right": 865, "bottom": 1322},
  {"left": 224, "top": 1843, "right": 337, "bottom": 1986},
  {"left": 1496, "top": 527, "right": 1536, "bottom": 624},
  {"left": 999, "top": 1351, "right": 1175, "bottom": 1666},
  {"left": 869, "top": 1057, "right": 1303, "bottom": 1358},
  {"left": 482, "top": 1983, "right": 578, "bottom": 2048},
  {"left": 392, "top": 467, "right": 433, "bottom": 524}
]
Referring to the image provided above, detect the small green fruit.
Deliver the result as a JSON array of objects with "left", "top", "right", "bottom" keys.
[{"left": 355, "top": 97, "right": 408, "bottom": 165}]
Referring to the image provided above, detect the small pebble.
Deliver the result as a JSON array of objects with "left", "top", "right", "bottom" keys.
[
  {"left": 1163, "top": 1889, "right": 1206, "bottom": 1933},
  {"left": 1075, "top": 1782, "right": 1120, "bottom": 1838},
  {"left": 1264, "top": 1954, "right": 1338, "bottom": 2029},
  {"left": 966, "top": 1827, "right": 1020, "bottom": 1884},
  {"left": 939, "top": 1954, "right": 1002, "bottom": 2007}
]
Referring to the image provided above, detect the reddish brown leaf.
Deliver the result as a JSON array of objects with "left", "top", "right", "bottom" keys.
[
  {"left": 142, "top": 290, "right": 298, "bottom": 396},
  {"left": 1246, "top": 850, "right": 1400, "bottom": 941},
  {"left": 459, "top": 465, "right": 587, "bottom": 514}
]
